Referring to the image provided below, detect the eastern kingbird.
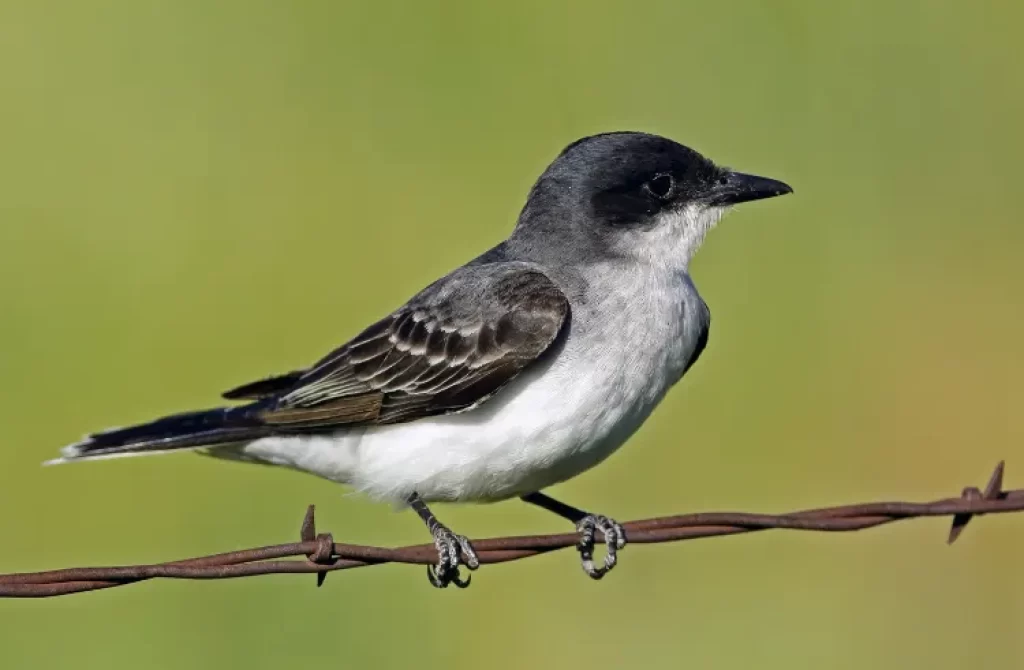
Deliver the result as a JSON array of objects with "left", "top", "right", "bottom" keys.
[{"left": 49, "top": 132, "right": 792, "bottom": 587}]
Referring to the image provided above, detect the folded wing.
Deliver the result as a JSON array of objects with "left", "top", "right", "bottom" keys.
[{"left": 248, "top": 262, "right": 570, "bottom": 427}]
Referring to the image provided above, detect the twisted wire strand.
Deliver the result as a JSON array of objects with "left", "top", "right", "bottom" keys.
[{"left": 0, "top": 461, "right": 1015, "bottom": 597}]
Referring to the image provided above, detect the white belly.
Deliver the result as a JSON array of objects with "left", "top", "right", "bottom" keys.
[{"left": 231, "top": 271, "right": 707, "bottom": 503}]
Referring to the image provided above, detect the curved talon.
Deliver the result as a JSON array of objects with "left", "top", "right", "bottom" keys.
[
  {"left": 575, "top": 514, "right": 627, "bottom": 580},
  {"left": 426, "top": 524, "right": 478, "bottom": 589},
  {"left": 427, "top": 564, "right": 473, "bottom": 589}
]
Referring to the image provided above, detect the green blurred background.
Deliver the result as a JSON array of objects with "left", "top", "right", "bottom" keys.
[{"left": 1, "top": 1, "right": 1022, "bottom": 668}]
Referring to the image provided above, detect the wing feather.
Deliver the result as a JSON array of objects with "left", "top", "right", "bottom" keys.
[{"left": 242, "top": 264, "right": 569, "bottom": 430}]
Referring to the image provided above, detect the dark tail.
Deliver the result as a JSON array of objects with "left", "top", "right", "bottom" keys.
[{"left": 51, "top": 404, "right": 271, "bottom": 463}]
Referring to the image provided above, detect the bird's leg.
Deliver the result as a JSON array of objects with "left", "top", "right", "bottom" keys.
[
  {"left": 520, "top": 491, "right": 626, "bottom": 579},
  {"left": 407, "top": 492, "right": 479, "bottom": 588}
]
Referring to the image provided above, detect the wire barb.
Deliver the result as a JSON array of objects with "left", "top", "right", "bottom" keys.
[
  {"left": 947, "top": 461, "right": 1005, "bottom": 545},
  {"left": 0, "top": 461, "right": 1020, "bottom": 598},
  {"left": 299, "top": 505, "right": 335, "bottom": 587}
]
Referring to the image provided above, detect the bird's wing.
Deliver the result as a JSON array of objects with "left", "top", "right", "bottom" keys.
[{"left": 234, "top": 263, "right": 569, "bottom": 429}]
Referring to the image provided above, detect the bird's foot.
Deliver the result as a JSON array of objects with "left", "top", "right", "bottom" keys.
[
  {"left": 426, "top": 524, "right": 480, "bottom": 589},
  {"left": 576, "top": 514, "right": 627, "bottom": 579}
]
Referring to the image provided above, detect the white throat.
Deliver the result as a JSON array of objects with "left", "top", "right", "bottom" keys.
[
  {"left": 630, "top": 204, "right": 728, "bottom": 272},
  {"left": 673, "top": 204, "right": 727, "bottom": 267}
]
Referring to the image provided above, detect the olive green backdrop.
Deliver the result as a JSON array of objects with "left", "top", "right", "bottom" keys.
[{"left": 1, "top": 2, "right": 1022, "bottom": 668}]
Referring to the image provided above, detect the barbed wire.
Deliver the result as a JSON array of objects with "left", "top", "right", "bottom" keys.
[{"left": 0, "top": 461, "right": 1018, "bottom": 597}]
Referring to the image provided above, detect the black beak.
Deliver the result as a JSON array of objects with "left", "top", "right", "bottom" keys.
[{"left": 705, "top": 171, "right": 793, "bottom": 206}]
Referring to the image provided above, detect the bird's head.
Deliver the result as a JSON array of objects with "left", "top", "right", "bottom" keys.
[{"left": 513, "top": 132, "right": 792, "bottom": 270}]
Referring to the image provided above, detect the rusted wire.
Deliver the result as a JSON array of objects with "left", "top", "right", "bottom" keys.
[{"left": 0, "top": 461, "right": 1018, "bottom": 598}]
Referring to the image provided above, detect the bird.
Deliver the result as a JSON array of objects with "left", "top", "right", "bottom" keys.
[{"left": 48, "top": 131, "right": 792, "bottom": 588}]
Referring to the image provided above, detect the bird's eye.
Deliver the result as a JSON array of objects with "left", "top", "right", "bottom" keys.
[{"left": 646, "top": 174, "right": 674, "bottom": 199}]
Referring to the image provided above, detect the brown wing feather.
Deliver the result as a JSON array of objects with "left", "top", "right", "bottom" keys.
[{"left": 257, "top": 395, "right": 383, "bottom": 426}]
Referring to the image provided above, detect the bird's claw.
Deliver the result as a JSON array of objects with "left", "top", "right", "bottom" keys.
[
  {"left": 576, "top": 514, "right": 627, "bottom": 580},
  {"left": 426, "top": 525, "right": 479, "bottom": 589}
]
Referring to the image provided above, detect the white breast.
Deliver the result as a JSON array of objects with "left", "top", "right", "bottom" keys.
[{"left": 235, "top": 267, "right": 708, "bottom": 504}]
